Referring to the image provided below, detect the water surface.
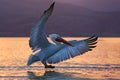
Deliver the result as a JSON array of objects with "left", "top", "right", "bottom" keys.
[{"left": 0, "top": 37, "right": 120, "bottom": 80}]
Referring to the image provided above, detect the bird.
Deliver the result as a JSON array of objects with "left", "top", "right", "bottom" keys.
[{"left": 27, "top": 2, "right": 98, "bottom": 68}]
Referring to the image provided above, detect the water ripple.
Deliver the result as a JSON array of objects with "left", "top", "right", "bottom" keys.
[{"left": 0, "top": 64, "right": 120, "bottom": 71}]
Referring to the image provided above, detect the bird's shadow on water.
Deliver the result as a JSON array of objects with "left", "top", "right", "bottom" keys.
[{"left": 27, "top": 70, "right": 94, "bottom": 80}]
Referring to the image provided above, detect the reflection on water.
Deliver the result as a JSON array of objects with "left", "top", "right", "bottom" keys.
[
  {"left": 27, "top": 67, "right": 120, "bottom": 80},
  {"left": 27, "top": 70, "right": 94, "bottom": 80},
  {"left": 0, "top": 37, "right": 120, "bottom": 79},
  {"left": 27, "top": 70, "right": 75, "bottom": 80},
  {"left": 0, "top": 65, "right": 120, "bottom": 80}
]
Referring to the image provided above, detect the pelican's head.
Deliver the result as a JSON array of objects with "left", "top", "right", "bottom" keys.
[
  {"left": 49, "top": 34, "right": 73, "bottom": 46},
  {"left": 27, "top": 54, "right": 39, "bottom": 66}
]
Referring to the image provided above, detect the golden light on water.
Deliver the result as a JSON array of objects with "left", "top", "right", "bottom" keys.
[
  {"left": 0, "top": 37, "right": 120, "bottom": 79},
  {"left": 0, "top": 37, "right": 120, "bottom": 66}
]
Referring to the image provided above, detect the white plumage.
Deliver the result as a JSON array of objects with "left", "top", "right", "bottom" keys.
[{"left": 27, "top": 2, "right": 98, "bottom": 68}]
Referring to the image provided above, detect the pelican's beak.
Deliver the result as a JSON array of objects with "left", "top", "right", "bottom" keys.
[
  {"left": 55, "top": 37, "right": 73, "bottom": 46},
  {"left": 44, "top": 2, "right": 55, "bottom": 15}
]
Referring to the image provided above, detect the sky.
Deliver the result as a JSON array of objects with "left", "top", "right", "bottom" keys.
[
  {"left": 0, "top": 0, "right": 120, "bottom": 37},
  {"left": 57, "top": 0, "right": 120, "bottom": 11}
]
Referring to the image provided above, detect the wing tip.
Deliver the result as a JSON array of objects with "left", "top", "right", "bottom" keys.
[
  {"left": 86, "top": 36, "right": 98, "bottom": 51},
  {"left": 86, "top": 36, "right": 98, "bottom": 43},
  {"left": 50, "top": 1, "right": 55, "bottom": 9},
  {"left": 44, "top": 1, "right": 55, "bottom": 15}
]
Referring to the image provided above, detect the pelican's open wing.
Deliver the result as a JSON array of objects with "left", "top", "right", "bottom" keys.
[
  {"left": 29, "top": 2, "right": 55, "bottom": 52},
  {"left": 47, "top": 36, "right": 98, "bottom": 64}
]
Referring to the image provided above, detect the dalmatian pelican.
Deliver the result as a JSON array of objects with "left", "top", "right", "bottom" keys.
[{"left": 27, "top": 2, "right": 98, "bottom": 68}]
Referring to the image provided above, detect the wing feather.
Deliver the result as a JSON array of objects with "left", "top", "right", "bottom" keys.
[
  {"left": 47, "top": 36, "right": 98, "bottom": 64},
  {"left": 29, "top": 2, "right": 55, "bottom": 52}
]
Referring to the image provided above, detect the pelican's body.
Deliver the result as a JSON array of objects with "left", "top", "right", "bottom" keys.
[
  {"left": 33, "top": 43, "right": 58, "bottom": 63},
  {"left": 27, "top": 2, "right": 98, "bottom": 68}
]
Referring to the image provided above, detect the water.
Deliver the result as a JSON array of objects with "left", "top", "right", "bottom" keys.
[
  {"left": 0, "top": 37, "right": 120, "bottom": 80},
  {"left": 0, "top": 65, "right": 120, "bottom": 80}
]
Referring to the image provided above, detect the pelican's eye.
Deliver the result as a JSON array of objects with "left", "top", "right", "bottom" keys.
[
  {"left": 55, "top": 38, "right": 59, "bottom": 42},
  {"left": 55, "top": 37, "right": 62, "bottom": 42}
]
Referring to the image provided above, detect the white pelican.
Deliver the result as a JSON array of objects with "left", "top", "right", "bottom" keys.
[{"left": 27, "top": 2, "right": 98, "bottom": 68}]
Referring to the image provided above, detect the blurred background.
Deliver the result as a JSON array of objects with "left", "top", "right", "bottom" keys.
[{"left": 0, "top": 0, "right": 120, "bottom": 37}]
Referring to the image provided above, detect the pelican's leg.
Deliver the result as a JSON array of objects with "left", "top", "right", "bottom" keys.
[
  {"left": 42, "top": 61, "right": 55, "bottom": 68},
  {"left": 45, "top": 65, "right": 55, "bottom": 68}
]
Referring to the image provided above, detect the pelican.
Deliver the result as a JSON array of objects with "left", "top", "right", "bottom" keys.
[{"left": 27, "top": 2, "right": 98, "bottom": 68}]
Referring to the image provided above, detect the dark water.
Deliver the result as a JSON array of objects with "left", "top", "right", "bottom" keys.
[{"left": 0, "top": 64, "right": 120, "bottom": 80}]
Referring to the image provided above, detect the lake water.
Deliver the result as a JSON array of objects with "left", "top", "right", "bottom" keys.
[{"left": 0, "top": 37, "right": 120, "bottom": 80}]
